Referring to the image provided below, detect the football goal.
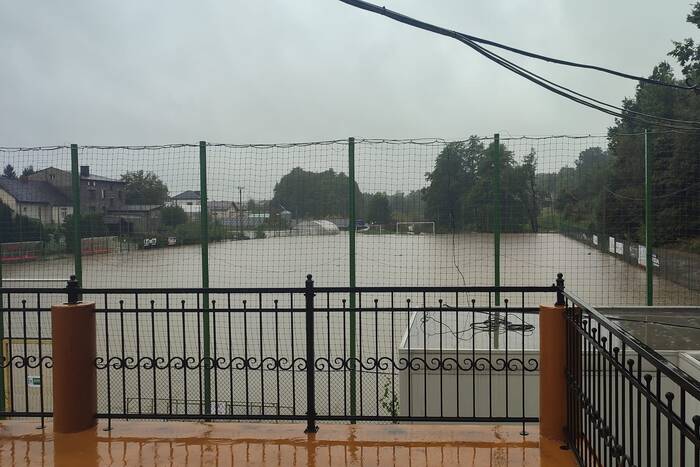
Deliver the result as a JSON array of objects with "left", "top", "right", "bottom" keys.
[{"left": 395, "top": 222, "right": 436, "bottom": 235}]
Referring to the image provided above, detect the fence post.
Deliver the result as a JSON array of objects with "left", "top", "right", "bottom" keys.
[
  {"left": 494, "top": 134, "right": 501, "bottom": 306},
  {"left": 0, "top": 249, "right": 3, "bottom": 414},
  {"left": 70, "top": 144, "right": 82, "bottom": 286},
  {"left": 644, "top": 129, "right": 653, "bottom": 306},
  {"left": 304, "top": 274, "right": 318, "bottom": 433},
  {"left": 348, "top": 137, "right": 357, "bottom": 420},
  {"left": 52, "top": 275, "right": 96, "bottom": 433},
  {"left": 199, "top": 140, "right": 212, "bottom": 415},
  {"left": 540, "top": 273, "right": 567, "bottom": 442}
]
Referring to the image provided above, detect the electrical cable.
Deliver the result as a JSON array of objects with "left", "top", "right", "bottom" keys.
[
  {"left": 338, "top": 0, "right": 698, "bottom": 91},
  {"left": 338, "top": 0, "right": 700, "bottom": 130}
]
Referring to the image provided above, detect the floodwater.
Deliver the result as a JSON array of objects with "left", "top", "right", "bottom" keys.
[
  {"left": 2, "top": 233, "right": 699, "bottom": 419},
  {"left": 4, "top": 232, "right": 698, "bottom": 306}
]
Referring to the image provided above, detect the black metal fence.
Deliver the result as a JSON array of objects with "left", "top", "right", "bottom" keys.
[
  {"left": 1, "top": 277, "right": 558, "bottom": 433},
  {"left": 565, "top": 291, "right": 700, "bottom": 467}
]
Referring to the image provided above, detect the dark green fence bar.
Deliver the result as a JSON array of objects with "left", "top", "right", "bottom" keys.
[
  {"left": 494, "top": 133, "right": 501, "bottom": 306},
  {"left": 348, "top": 136, "right": 357, "bottom": 419},
  {"left": 70, "top": 144, "right": 82, "bottom": 286},
  {"left": 199, "top": 140, "right": 212, "bottom": 414},
  {"left": 644, "top": 129, "right": 653, "bottom": 306}
]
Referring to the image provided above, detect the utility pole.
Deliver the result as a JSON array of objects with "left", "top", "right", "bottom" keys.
[{"left": 238, "top": 186, "right": 244, "bottom": 239}]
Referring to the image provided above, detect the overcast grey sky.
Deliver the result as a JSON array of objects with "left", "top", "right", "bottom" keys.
[{"left": 0, "top": 1, "right": 696, "bottom": 146}]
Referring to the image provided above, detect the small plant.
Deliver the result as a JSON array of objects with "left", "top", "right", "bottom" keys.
[
  {"left": 379, "top": 379, "right": 399, "bottom": 421},
  {"left": 255, "top": 225, "right": 266, "bottom": 239}
]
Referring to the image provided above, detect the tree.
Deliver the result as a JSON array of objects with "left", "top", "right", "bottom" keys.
[
  {"left": 0, "top": 201, "right": 45, "bottom": 243},
  {"left": 550, "top": 147, "right": 611, "bottom": 232},
  {"left": 366, "top": 192, "right": 392, "bottom": 224},
  {"left": 272, "top": 167, "right": 362, "bottom": 219},
  {"left": 121, "top": 170, "right": 169, "bottom": 205},
  {"left": 463, "top": 141, "right": 530, "bottom": 232},
  {"left": 160, "top": 206, "right": 188, "bottom": 227},
  {"left": 423, "top": 138, "right": 482, "bottom": 229},
  {"left": 21, "top": 166, "right": 35, "bottom": 179},
  {"left": 387, "top": 190, "right": 424, "bottom": 222},
  {"left": 247, "top": 199, "right": 257, "bottom": 213},
  {"left": 669, "top": 2, "right": 700, "bottom": 81},
  {"left": 3, "top": 164, "right": 16, "bottom": 179},
  {"left": 521, "top": 149, "right": 540, "bottom": 233}
]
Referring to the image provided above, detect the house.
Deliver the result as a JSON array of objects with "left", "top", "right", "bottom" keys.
[
  {"left": 0, "top": 177, "right": 72, "bottom": 224},
  {"left": 28, "top": 166, "right": 127, "bottom": 215},
  {"left": 168, "top": 190, "right": 200, "bottom": 207},
  {"left": 209, "top": 200, "right": 239, "bottom": 220},
  {"left": 15, "top": 166, "right": 159, "bottom": 234}
]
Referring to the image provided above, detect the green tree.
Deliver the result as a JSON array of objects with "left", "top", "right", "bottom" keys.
[
  {"left": 3, "top": 164, "right": 16, "bottom": 179},
  {"left": 552, "top": 147, "right": 611, "bottom": 232},
  {"left": 463, "top": 141, "right": 529, "bottom": 232},
  {"left": 387, "top": 190, "right": 424, "bottom": 222},
  {"left": 272, "top": 167, "right": 362, "bottom": 219},
  {"left": 247, "top": 198, "right": 257, "bottom": 213},
  {"left": 0, "top": 201, "right": 44, "bottom": 242},
  {"left": 521, "top": 149, "right": 540, "bottom": 233},
  {"left": 20, "top": 166, "right": 35, "bottom": 179},
  {"left": 121, "top": 170, "right": 169, "bottom": 205},
  {"left": 423, "top": 138, "right": 482, "bottom": 229},
  {"left": 366, "top": 192, "right": 392, "bottom": 224},
  {"left": 603, "top": 2, "right": 700, "bottom": 245},
  {"left": 160, "top": 206, "right": 188, "bottom": 227}
]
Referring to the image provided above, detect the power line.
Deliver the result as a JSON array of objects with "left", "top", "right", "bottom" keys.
[
  {"left": 338, "top": 0, "right": 698, "bottom": 91},
  {"left": 338, "top": 0, "right": 700, "bottom": 131}
]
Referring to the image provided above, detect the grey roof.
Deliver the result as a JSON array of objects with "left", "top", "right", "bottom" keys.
[
  {"left": 32, "top": 166, "right": 123, "bottom": 184},
  {"left": 171, "top": 190, "right": 200, "bottom": 200},
  {"left": 209, "top": 200, "right": 238, "bottom": 211},
  {"left": 0, "top": 177, "right": 70, "bottom": 205}
]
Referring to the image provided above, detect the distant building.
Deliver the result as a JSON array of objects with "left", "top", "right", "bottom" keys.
[
  {"left": 104, "top": 205, "right": 163, "bottom": 234},
  {"left": 169, "top": 190, "right": 201, "bottom": 207},
  {"left": 1, "top": 166, "right": 161, "bottom": 234},
  {"left": 28, "top": 166, "right": 126, "bottom": 215},
  {"left": 0, "top": 177, "right": 72, "bottom": 224},
  {"left": 209, "top": 200, "right": 239, "bottom": 219}
]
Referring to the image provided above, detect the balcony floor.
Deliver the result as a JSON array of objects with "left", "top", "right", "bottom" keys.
[{"left": 0, "top": 420, "right": 576, "bottom": 466}]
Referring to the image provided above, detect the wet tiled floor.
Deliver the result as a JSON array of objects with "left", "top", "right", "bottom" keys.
[{"left": 0, "top": 421, "right": 576, "bottom": 466}]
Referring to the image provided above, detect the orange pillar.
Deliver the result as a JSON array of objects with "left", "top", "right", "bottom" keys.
[
  {"left": 51, "top": 301, "right": 97, "bottom": 433},
  {"left": 539, "top": 304, "right": 567, "bottom": 442}
]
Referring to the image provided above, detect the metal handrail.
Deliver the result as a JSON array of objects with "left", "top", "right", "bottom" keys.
[
  {"left": 1, "top": 285, "right": 558, "bottom": 294},
  {"left": 2, "top": 278, "right": 66, "bottom": 283},
  {"left": 563, "top": 289, "right": 700, "bottom": 401}
]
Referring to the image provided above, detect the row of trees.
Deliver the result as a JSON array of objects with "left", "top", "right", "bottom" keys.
[
  {"left": 271, "top": 167, "right": 425, "bottom": 225},
  {"left": 3, "top": 164, "right": 35, "bottom": 180},
  {"left": 541, "top": 3, "right": 700, "bottom": 247},
  {"left": 422, "top": 138, "right": 539, "bottom": 232}
]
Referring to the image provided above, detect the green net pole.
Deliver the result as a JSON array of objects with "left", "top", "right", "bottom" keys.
[
  {"left": 0, "top": 240, "right": 4, "bottom": 413},
  {"left": 70, "top": 144, "right": 83, "bottom": 286},
  {"left": 199, "top": 140, "right": 211, "bottom": 414},
  {"left": 494, "top": 134, "right": 501, "bottom": 307},
  {"left": 348, "top": 137, "right": 357, "bottom": 420},
  {"left": 644, "top": 130, "right": 653, "bottom": 306}
]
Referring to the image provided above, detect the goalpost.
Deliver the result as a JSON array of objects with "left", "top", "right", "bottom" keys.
[{"left": 395, "top": 222, "right": 436, "bottom": 235}]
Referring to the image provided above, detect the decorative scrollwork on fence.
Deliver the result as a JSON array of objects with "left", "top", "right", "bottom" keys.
[
  {"left": 0, "top": 355, "right": 53, "bottom": 369},
  {"left": 94, "top": 355, "right": 308, "bottom": 371},
  {"left": 96, "top": 354, "right": 538, "bottom": 374},
  {"left": 314, "top": 356, "right": 538, "bottom": 373}
]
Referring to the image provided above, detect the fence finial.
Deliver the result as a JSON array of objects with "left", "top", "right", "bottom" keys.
[
  {"left": 555, "top": 273, "right": 565, "bottom": 306},
  {"left": 67, "top": 274, "right": 80, "bottom": 305}
]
